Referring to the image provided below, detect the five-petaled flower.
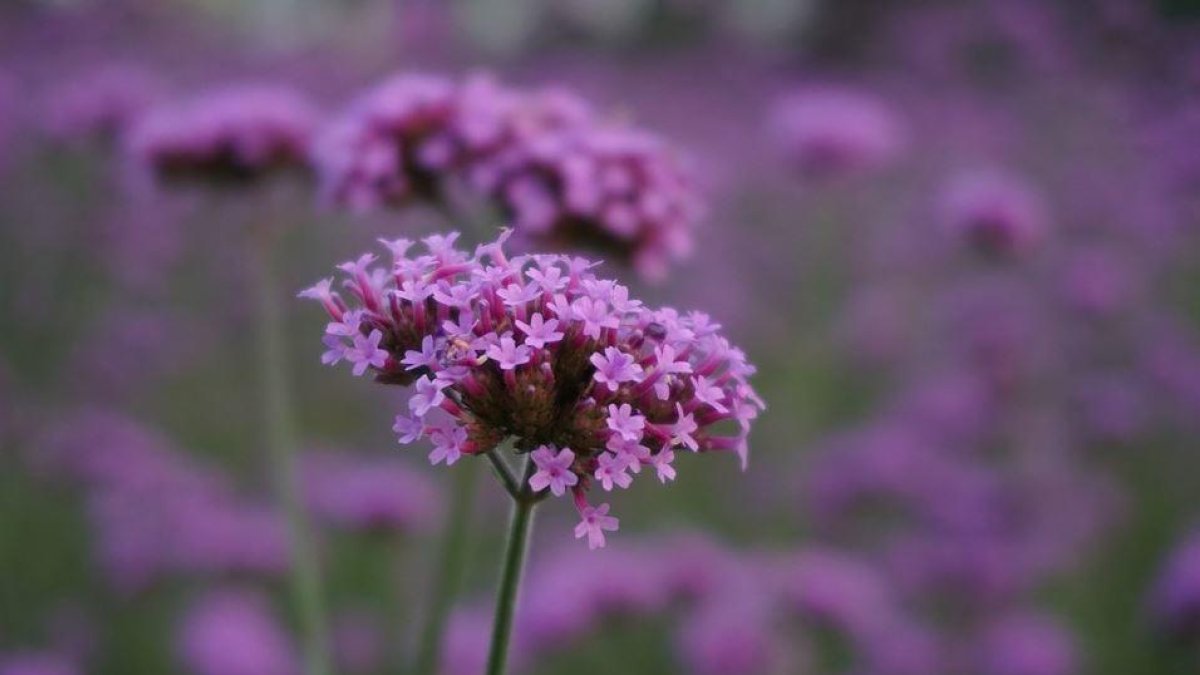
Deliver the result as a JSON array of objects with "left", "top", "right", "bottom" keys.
[{"left": 529, "top": 446, "right": 579, "bottom": 497}]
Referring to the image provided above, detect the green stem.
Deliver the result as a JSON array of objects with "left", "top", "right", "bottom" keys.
[
  {"left": 412, "top": 462, "right": 480, "bottom": 675},
  {"left": 384, "top": 535, "right": 412, "bottom": 672},
  {"left": 485, "top": 460, "right": 537, "bottom": 675},
  {"left": 255, "top": 225, "right": 332, "bottom": 675},
  {"left": 486, "top": 449, "right": 520, "bottom": 499}
]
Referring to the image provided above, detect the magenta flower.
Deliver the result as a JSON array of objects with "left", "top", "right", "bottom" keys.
[
  {"left": 316, "top": 73, "right": 702, "bottom": 279},
  {"left": 769, "top": 87, "right": 906, "bottom": 180},
  {"left": 346, "top": 330, "right": 388, "bottom": 376},
  {"left": 301, "top": 231, "right": 764, "bottom": 546},
  {"left": 606, "top": 403, "right": 646, "bottom": 442},
  {"left": 529, "top": 446, "right": 578, "bottom": 497},
  {"left": 593, "top": 452, "right": 632, "bottom": 491},
  {"left": 486, "top": 334, "right": 532, "bottom": 371},
  {"left": 573, "top": 503, "right": 619, "bottom": 550},
  {"left": 515, "top": 313, "right": 564, "bottom": 348},
  {"left": 649, "top": 448, "right": 676, "bottom": 483},
  {"left": 300, "top": 450, "right": 439, "bottom": 533},
  {"left": 938, "top": 169, "right": 1047, "bottom": 258},
  {"left": 127, "top": 84, "right": 319, "bottom": 186},
  {"left": 429, "top": 422, "right": 470, "bottom": 466},
  {"left": 176, "top": 589, "right": 299, "bottom": 675},
  {"left": 42, "top": 63, "right": 162, "bottom": 144},
  {"left": 408, "top": 376, "right": 448, "bottom": 417},
  {"left": 590, "top": 347, "right": 644, "bottom": 392}
]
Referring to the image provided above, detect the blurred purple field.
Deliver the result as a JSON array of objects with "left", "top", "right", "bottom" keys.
[{"left": 3, "top": 1, "right": 1200, "bottom": 674}]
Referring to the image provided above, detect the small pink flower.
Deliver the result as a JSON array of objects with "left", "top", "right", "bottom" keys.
[
  {"left": 401, "top": 335, "right": 441, "bottom": 371},
  {"left": 428, "top": 423, "right": 469, "bottom": 466},
  {"left": 607, "top": 436, "right": 651, "bottom": 474},
  {"left": 573, "top": 297, "right": 619, "bottom": 339},
  {"left": 594, "top": 452, "right": 633, "bottom": 491},
  {"left": 574, "top": 503, "right": 619, "bottom": 550},
  {"left": 671, "top": 404, "right": 700, "bottom": 451},
  {"left": 692, "top": 375, "right": 729, "bottom": 413},
  {"left": 529, "top": 446, "right": 578, "bottom": 496},
  {"left": 347, "top": 330, "right": 388, "bottom": 376},
  {"left": 408, "top": 376, "right": 447, "bottom": 416},
  {"left": 515, "top": 313, "right": 564, "bottom": 349},
  {"left": 590, "top": 347, "right": 644, "bottom": 392},
  {"left": 650, "top": 448, "right": 676, "bottom": 483},
  {"left": 392, "top": 414, "right": 424, "bottom": 444},
  {"left": 486, "top": 335, "right": 532, "bottom": 371},
  {"left": 606, "top": 403, "right": 645, "bottom": 442}
]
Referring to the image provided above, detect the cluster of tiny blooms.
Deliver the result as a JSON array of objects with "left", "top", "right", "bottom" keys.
[
  {"left": 937, "top": 168, "right": 1047, "bottom": 258},
  {"left": 315, "top": 73, "right": 701, "bottom": 280},
  {"left": 126, "top": 85, "right": 319, "bottom": 186},
  {"left": 768, "top": 87, "right": 907, "bottom": 180},
  {"left": 300, "top": 231, "right": 763, "bottom": 548},
  {"left": 41, "top": 63, "right": 162, "bottom": 144}
]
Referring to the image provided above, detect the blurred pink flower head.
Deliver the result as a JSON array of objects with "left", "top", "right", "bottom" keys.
[
  {"left": 675, "top": 595, "right": 783, "bottom": 675},
  {"left": 316, "top": 73, "right": 702, "bottom": 279},
  {"left": 971, "top": 610, "right": 1078, "bottom": 675},
  {"left": 300, "top": 449, "right": 440, "bottom": 533},
  {"left": 302, "top": 231, "right": 764, "bottom": 547},
  {"left": 127, "top": 84, "right": 319, "bottom": 186},
  {"left": 177, "top": 589, "right": 299, "bottom": 675},
  {"left": 42, "top": 63, "right": 162, "bottom": 144},
  {"left": 1057, "top": 244, "right": 1143, "bottom": 317},
  {"left": 938, "top": 168, "right": 1047, "bottom": 258},
  {"left": 769, "top": 87, "right": 907, "bottom": 180},
  {"left": 38, "top": 410, "right": 288, "bottom": 592}
]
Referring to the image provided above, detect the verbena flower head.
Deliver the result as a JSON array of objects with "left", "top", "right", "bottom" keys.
[
  {"left": 176, "top": 589, "right": 299, "bottom": 675},
  {"left": 301, "top": 231, "right": 763, "bottom": 547},
  {"left": 938, "top": 169, "right": 1047, "bottom": 258},
  {"left": 768, "top": 87, "right": 907, "bottom": 180},
  {"left": 39, "top": 410, "right": 288, "bottom": 593},
  {"left": 300, "top": 450, "right": 440, "bottom": 533},
  {"left": 316, "top": 73, "right": 701, "bottom": 279},
  {"left": 42, "top": 64, "right": 162, "bottom": 144},
  {"left": 127, "top": 85, "right": 318, "bottom": 186}
]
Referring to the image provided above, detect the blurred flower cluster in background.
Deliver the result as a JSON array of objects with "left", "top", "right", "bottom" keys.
[{"left": 3, "top": 0, "right": 1200, "bottom": 673}]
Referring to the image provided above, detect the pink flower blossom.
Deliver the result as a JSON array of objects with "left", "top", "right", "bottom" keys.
[
  {"left": 529, "top": 446, "right": 578, "bottom": 496},
  {"left": 302, "top": 233, "right": 764, "bottom": 546},
  {"left": 574, "top": 503, "right": 619, "bottom": 550},
  {"left": 590, "top": 347, "right": 644, "bottom": 392}
]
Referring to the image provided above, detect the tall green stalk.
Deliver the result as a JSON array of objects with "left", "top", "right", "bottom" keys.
[
  {"left": 485, "top": 459, "right": 538, "bottom": 675},
  {"left": 254, "top": 223, "right": 332, "bottom": 675},
  {"left": 412, "top": 462, "right": 480, "bottom": 674}
]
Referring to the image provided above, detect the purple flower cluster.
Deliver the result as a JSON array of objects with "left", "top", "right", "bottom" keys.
[
  {"left": 302, "top": 231, "right": 763, "bottom": 547},
  {"left": 176, "top": 589, "right": 299, "bottom": 675},
  {"left": 41, "top": 64, "right": 162, "bottom": 144},
  {"left": 300, "top": 449, "right": 440, "bottom": 534},
  {"left": 36, "top": 410, "right": 288, "bottom": 593},
  {"left": 127, "top": 85, "right": 319, "bottom": 186},
  {"left": 445, "top": 536, "right": 1075, "bottom": 674},
  {"left": 316, "top": 74, "right": 702, "bottom": 279},
  {"left": 938, "top": 169, "right": 1047, "bottom": 258},
  {"left": 768, "top": 87, "right": 907, "bottom": 180}
]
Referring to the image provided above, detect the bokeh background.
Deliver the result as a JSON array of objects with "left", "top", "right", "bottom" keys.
[{"left": 3, "top": 0, "right": 1200, "bottom": 673}]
